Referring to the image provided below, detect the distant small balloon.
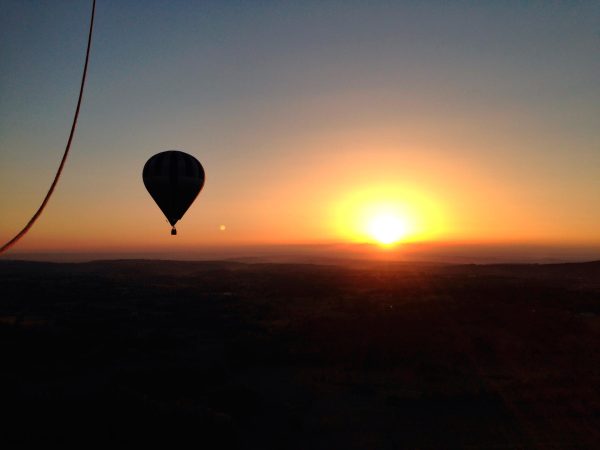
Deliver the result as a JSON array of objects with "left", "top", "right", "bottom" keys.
[{"left": 142, "top": 150, "right": 205, "bottom": 235}]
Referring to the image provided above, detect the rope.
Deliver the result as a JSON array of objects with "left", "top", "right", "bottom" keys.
[{"left": 0, "top": 0, "right": 96, "bottom": 254}]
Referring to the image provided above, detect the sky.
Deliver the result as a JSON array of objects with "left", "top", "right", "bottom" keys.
[{"left": 1, "top": 0, "right": 599, "bottom": 258}]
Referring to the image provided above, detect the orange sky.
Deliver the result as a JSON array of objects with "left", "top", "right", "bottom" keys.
[{"left": 1, "top": 2, "right": 599, "bottom": 255}]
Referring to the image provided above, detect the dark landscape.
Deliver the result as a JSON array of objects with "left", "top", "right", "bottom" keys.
[{"left": 2, "top": 259, "right": 599, "bottom": 448}]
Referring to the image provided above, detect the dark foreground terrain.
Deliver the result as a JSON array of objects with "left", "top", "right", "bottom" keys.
[{"left": 1, "top": 259, "right": 599, "bottom": 448}]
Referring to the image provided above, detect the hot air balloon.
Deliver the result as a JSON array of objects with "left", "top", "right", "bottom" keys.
[{"left": 143, "top": 150, "right": 205, "bottom": 235}]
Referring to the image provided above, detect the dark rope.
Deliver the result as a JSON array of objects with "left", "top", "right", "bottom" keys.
[{"left": 0, "top": 0, "right": 96, "bottom": 254}]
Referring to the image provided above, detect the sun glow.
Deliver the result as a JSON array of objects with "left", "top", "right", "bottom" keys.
[
  {"left": 368, "top": 212, "right": 408, "bottom": 245},
  {"left": 333, "top": 184, "right": 445, "bottom": 246}
]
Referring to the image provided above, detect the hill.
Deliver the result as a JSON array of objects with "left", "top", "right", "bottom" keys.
[{"left": 1, "top": 259, "right": 599, "bottom": 448}]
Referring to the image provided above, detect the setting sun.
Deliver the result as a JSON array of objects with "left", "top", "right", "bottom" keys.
[
  {"left": 333, "top": 184, "right": 445, "bottom": 246},
  {"left": 367, "top": 212, "right": 408, "bottom": 245}
]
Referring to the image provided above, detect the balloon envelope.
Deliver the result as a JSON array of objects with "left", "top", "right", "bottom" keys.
[{"left": 143, "top": 150, "right": 205, "bottom": 227}]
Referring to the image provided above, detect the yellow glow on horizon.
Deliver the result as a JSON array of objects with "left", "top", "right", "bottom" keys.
[{"left": 333, "top": 184, "right": 445, "bottom": 245}]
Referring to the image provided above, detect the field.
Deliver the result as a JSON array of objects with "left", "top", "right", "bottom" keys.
[{"left": 1, "top": 259, "right": 599, "bottom": 448}]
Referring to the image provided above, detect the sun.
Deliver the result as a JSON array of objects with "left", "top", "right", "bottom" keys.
[
  {"left": 367, "top": 212, "right": 407, "bottom": 245},
  {"left": 333, "top": 184, "right": 445, "bottom": 245}
]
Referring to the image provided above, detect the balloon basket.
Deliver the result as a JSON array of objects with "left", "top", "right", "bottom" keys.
[{"left": 171, "top": 227, "right": 177, "bottom": 236}]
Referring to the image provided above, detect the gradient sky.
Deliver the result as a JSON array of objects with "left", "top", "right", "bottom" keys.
[{"left": 1, "top": 0, "right": 599, "bottom": 254}]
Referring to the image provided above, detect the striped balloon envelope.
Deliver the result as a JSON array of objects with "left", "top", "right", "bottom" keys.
[{"left": 142, "top": 150, "right": 205, "bottom": 235}]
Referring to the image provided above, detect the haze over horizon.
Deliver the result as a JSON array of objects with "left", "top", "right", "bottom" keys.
[{"left": 1, "top": 1, "right": 599, "bottom": 257}]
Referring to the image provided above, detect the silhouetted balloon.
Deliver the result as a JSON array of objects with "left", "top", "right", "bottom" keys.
[{"left": 143, "top": 150, "right": 205, "bottom": 235}]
